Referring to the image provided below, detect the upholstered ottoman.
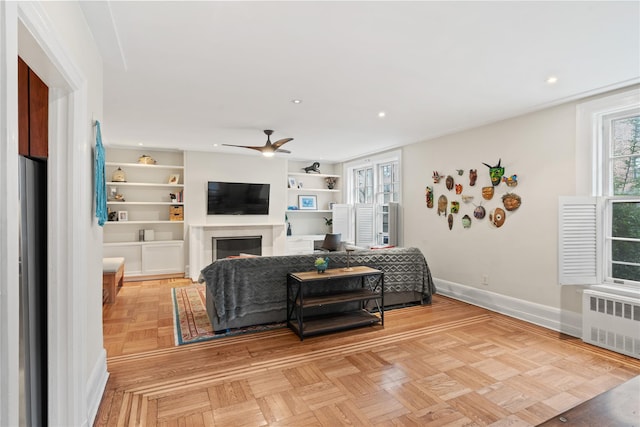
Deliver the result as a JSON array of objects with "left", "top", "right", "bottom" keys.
[{"left": 102, "top": 257, "right": 124, "bottom": 304}]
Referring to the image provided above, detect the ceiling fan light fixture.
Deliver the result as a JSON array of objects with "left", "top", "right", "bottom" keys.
[
  {"left": 221, "top": 129, "right": 293, "bottom": 156},
  {"left": 291, "top": 99, "right": 302, "bottom": 104}
]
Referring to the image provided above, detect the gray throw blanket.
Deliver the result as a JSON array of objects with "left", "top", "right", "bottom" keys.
[{"left": 199, "top": 247, "right": 435, "bottom": 324}]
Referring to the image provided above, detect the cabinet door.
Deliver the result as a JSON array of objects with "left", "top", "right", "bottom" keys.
[
  {"left": 142, "top": 242, "right": 184, "bottom": 275},
  {"left": 285, "top": 238, "right": 315, "bottom": 255},
  {"left": 103, "top": 245, "right": 142, "bottom": 276}
]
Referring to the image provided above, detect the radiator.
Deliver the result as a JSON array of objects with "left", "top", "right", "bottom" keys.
[{"left": 582, "top": 290, "right": 640, "bottom": 359}]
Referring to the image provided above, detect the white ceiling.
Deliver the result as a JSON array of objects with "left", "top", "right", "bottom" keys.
[{"left": 82, "top": 1, "right": 640, "bottom": 163}]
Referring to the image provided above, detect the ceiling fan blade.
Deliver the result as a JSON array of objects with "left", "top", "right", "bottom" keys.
[
  {"left": 272, "top": 138, "right": 293, "bottom": 149},
  {"left": 222, "top": 144, "right": 266, "bottom": 152},
  {"left": 275, "top": 148, "right": 291, "bottom": 154}
]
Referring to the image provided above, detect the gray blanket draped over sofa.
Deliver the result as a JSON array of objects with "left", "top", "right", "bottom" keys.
[{"left": 198, "top": 247, "right": 436, "bottom": 332}]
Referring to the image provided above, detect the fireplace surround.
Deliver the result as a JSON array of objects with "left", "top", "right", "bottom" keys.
[{"left": 189, "top": 223, "right": 286, "bottom": 280}]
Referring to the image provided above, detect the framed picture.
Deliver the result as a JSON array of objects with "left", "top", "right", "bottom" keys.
[
  {"left": 298, "top": 195, "right": 317, "bottom": 210},
  {"left": 287, "top": 177, "right": 297, "bottom": 188},
  {"left": 168, "top": 174, "right": 180, "bottom": 184},
  {"left": 117, "top": 211, "right": 128, "bottom": 221}
]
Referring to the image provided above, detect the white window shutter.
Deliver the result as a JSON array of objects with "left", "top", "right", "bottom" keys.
[
  {"left": 558, "top": 196, "right": 601, "bottom": 285},
  {"left": 332, "top": 204, "right": 354, "bottom": 244},
  {"left": 355, "top": 204, "right": 375, "bottom": 248}
]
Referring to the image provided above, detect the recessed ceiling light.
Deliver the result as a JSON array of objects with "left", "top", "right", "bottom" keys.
[
  {"left": 291, "top": 99, "right": 302, "bottom": 104},
  {"left": 378, "top": 111, "right": 386, "bottom": 118},
  {"left": 546, "top": 76, "right": 558, "bottom": 84},
  {"left": 213, "top": 144, "right": 218, "bottom": 147},
  {"left": 138, "top": 142, "right": 143, "bottom": 146}
]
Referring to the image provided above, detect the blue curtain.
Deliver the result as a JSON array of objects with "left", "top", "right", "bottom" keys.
[{"left": 95, "top": 121, "right": 108, "bottom": 226}]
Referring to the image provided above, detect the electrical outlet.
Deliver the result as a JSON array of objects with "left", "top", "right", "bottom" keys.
[{"left": 482, "top": 275, "right": 489, "bottom": 285}]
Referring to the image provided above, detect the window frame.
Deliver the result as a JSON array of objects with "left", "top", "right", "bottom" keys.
[
  {"left": 574, "top": 88, "right": 640, "bottom": 291},
  {"left": 344, "top": 150, "right": 402, "bottom": 246}
]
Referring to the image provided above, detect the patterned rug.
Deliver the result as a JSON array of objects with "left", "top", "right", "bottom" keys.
[{"left": 171, "top": 284, "right": 285, "bottom": 345}]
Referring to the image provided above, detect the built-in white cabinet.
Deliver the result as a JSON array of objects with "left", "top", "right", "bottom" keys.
[
  {"left": 285, "top": 234, "right": 325, "bottom": 255},
  {"left": 104, "top": 148, "right": 185, "bottom": 278},
  {"left": 286, "top": 161, "right": 341, "bottom": 238}
]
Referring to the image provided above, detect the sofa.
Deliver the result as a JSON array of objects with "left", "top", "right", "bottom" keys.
[{"left": 198, "top": 247, "right": 436, "bottom": 332}]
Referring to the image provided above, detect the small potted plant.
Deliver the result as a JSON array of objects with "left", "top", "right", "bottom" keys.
[
  {"left": 325, "top": 177, "right": 337, "bottom": 189},
  {"left": 315, "top": 257, "right": 329, "bottom": 273}
]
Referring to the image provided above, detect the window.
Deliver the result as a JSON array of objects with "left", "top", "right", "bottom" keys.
[
  {"left": 345, "top": 151, "right": 401, "bottom": 246},
  {"left": 604, "top": 111, "right": 640, "bottom": 285},
  {"left": 353, "top": 166, "right": 374, "bottom": 204},
  {"left": 562, "top": 89, "right": 640, "bottom": 289},
  {"left": 376, "top": 162, "right": 400, "bottom": 244}
]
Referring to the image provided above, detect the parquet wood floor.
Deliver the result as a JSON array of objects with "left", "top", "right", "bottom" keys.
[{"left": 97, "top": 279, "right": 640, "bottom": 426}]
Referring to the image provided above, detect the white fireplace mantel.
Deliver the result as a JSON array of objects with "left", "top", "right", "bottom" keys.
[{"left": 189, "top": 223, "right": 286, "bottom": 280}]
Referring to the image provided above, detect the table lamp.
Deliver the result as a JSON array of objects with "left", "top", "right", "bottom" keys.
[{"left": 343, "top": 246, "right": 355, "bottom": 271}]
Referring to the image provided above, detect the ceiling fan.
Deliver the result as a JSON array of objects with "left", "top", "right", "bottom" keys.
[{"left": 223, "top": 129, "right": 293, "bottom": 157}]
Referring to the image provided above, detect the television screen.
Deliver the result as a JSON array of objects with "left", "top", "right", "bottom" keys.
[{"left": 207, "top": 181, "right": 270, "bottom": 215}]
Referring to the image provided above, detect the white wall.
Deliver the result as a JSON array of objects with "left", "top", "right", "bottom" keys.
[
  {"left": 402, "top": 86, "right": 637, "bottom": 331},
  {"left": 185, "top": 151, "right": 288, "bottom": 225}
]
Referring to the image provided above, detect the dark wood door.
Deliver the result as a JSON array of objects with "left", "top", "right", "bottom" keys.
[
  {"left": 18, "top": 57, "right": 30, "bottom": 156},
  {"left": 18, "top": 56, "right": 48, "bottom": 159}
]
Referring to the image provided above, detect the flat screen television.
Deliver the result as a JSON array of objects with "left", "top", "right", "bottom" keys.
[{"left": 207, "top": 181, "right": 270, "bottom": 215}]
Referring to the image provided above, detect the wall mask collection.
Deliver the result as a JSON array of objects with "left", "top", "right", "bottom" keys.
[{"left": 426, "top": 158, "right": 521, "bottom": 230}]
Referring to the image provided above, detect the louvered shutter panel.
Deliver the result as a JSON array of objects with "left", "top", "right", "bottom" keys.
[
  {"left": 355, "top": 204, "right": 375, "bottom": 247},
  {"left": 558, "top": 196, "right": 600, "bottom": 285},
  {"left": 332, "top": 204, "right": 354, "bottom": 244}
]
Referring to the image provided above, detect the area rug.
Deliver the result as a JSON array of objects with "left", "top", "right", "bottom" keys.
[{"left": 171, "top": 284, "right": 285, "bottom": 346}]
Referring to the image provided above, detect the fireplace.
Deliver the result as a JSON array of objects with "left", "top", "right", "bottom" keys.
[
  {"left": 189, "top": 223, "right": 286, "bottom": 280},
  {"left": 212, "top": 236, "right": 262, "bottom": 260}
]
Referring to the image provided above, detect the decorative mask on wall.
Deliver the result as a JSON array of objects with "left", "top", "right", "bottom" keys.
[
  {"left": 456, "top": 169, "right": 464, "bottom": 176},
  {"left": 432, "top": 171, "right": 442, "bottom": 183},
  {"left": 461, "top": 195, "right": 474, "bottom": 203},
  {"left": 502, "top": 193, "right": 522, "bottom": 211},
  {"left": 462, "top": 215, "right": 472, "bottom": 228},
  {"left": 489, "top": 207, "right": 506, "bottom": 228},
  {"left": 502, "top": 174, "right": 518, "bottom": 187},
  {"left": 473, "top": 205, "right": 486, "bottom": 219},
  {"left": 425, "top": 186, "right": 434, "bottom": 208},
  {"left": 437, "top": 195, "right": 448, "bottom": 216},
  {"left": 469, "top": 169, "right": 478, "bottom": 186},
  {"left": 448, "top": 214, "right": 454, "bottom": 230},
  {"left": 450, "top": 201, "right": 460, "bottom": 213},
  {"left": 482, "top": 186, "right": 494, "bottom": 200},
  {"left": 482, "top": 158, "right": 504, "bottom": 186},
  {"left": 455, "top": 184, "right": 463, "bottom": 194},
  {"left": 445, "top": 175, "right": 454, "bottom": 191}
]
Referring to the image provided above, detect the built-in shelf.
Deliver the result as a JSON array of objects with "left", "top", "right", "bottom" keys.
[
  {"left": 107, "top": 182, "right": 184, "bottom": 188},
  {"left": 287, "top": 188, "right": 339, "bottom": 193},
  {"left": 288, "top": 172, "right": 339, "bottom": 178},
  {"left": 287, "top": 162, "right": 341, "bottom": 237},
  {"left": 104, "top": 148, "right": 186, "bottom": 277},
  {"left": 107, "top": 202, "right": 184, "bottom": 206},
  {"left": 105, "top": 220, "right": 183, "bottom": 225},
  {"left": 106, "top": 162, "right": 184, "bottom": 170}
]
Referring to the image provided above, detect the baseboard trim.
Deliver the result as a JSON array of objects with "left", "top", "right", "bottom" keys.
[
  {"left": 86, "top": 348, "right": 109, "bottom": 426},
  {"left": 434, "top": 278, "right": 582, "bottom": 338}
]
